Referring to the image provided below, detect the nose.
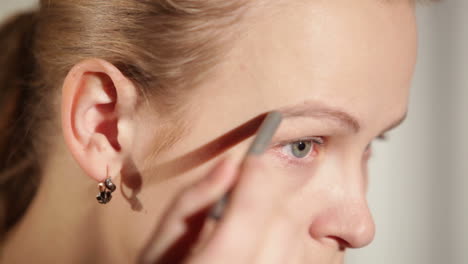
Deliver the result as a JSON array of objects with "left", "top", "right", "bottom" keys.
[{"left": 308, "top": 187, "right": 376, "bottom": 249}]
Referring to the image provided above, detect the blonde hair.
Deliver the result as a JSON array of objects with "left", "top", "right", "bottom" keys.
[{"left": 0, "top": 0, "right": 253, "bottom": 237}]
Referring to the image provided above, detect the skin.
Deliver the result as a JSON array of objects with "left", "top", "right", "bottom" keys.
[{"left": 1, "top": 0, "right": 417, "bottom": 263}]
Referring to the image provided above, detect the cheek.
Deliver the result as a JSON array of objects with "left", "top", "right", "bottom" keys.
[
  {"left": 262, "top": 147, "right": 322, "bottom": 193},
  {"left": 276, "top": 165, "right": 330, "bottom": 222},
  {"left": 279, "top": 181, "right": 329, "bottom": 236}
]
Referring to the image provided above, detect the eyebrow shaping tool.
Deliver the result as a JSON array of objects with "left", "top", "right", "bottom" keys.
[{"left": 209, "top": 111, "right": 283, "bottom": 220}]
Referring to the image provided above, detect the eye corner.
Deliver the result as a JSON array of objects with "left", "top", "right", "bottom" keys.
[{"left": 377, "top": 133, "right": 389, "bottom": 141}]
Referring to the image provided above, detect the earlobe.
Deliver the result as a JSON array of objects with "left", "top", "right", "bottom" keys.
[{"left": 61, "top": 59, "right": 138, "bottom": 182}]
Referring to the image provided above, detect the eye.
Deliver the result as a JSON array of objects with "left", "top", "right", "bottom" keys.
[
  {"left": 287, "top": 141, "right": 312, "bottom": 158},
  {"left": 280, "top": 137, "right": 324, "bottom": 159}
]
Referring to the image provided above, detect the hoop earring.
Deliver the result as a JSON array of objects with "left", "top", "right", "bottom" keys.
[{"left": 96, "top": 168, "right": 117, "bottom": 204}]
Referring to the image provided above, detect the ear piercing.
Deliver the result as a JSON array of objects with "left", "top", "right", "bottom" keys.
[{"left": 96, "top": 178, "right": 117, "bottom": 204}]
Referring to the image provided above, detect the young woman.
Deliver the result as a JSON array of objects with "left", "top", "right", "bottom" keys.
[{"left": 0, "top": 0, "right": 427, "bottom": 263}]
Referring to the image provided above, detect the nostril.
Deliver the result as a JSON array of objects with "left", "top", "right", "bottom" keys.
[{"left": 327, "top": 236, "right": 350, "bottom": 251}]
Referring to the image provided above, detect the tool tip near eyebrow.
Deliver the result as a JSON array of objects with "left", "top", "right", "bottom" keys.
[
  {"left": 208, "top": 111, "right": 283, "bottom": 221},
  {"left": 247, "top": 111, "right": 283, "bottom": 155}
]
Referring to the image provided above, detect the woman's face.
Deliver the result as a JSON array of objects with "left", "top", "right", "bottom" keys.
[{"left": 128, "top": 0, "right": 417, "bottom": 262}]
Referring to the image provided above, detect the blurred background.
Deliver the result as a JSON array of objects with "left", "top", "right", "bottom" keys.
[{"left": 1, "top": 1, "right": 467, "bottom": 264}]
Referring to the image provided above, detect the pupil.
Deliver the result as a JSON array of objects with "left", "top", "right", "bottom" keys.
[{"left": 297, "top": 142, "right": 306, "bottom": 151}]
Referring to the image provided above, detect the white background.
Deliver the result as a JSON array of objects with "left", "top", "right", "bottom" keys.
[{"left": 1, "top": 1, "right": 467, "bottom": 263}]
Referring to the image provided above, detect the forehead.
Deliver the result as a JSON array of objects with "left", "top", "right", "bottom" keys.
[{"left": 197, "top": 0, "right": 417, "bottom": 136}]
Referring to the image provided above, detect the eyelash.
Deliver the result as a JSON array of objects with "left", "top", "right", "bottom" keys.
[
  {"left": 363, "top": 133, "right": 389, "bottom": 161},
  {"left": 271, "top": 136, "right": 325, "bottom": 166},
  {"left": 271, "top": 133, "right": 388, "bottom": 165}
]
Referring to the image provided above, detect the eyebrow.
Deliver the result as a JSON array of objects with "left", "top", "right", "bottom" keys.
[{"left": 276, "top": 100, "right": 407, "bottom": 135}]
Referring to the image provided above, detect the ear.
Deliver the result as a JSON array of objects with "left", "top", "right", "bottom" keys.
[{"left": 61, "top": 58, "right": 138, "bottom": 182}]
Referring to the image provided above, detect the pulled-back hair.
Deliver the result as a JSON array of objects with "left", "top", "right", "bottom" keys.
[{"left": 0, "top": 0, "right": 253, "bottom": 237}]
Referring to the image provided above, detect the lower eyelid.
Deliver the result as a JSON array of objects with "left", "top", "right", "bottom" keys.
[
  {"left": 270, "top": 141, "right": 320, "bottom": 166},
  {"left": 272, "top": 149, "right": 318, "bottom": 167}
]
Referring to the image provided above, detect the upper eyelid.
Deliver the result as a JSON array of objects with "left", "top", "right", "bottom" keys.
[{"left": 274, "top": 136, "right": 325, "bottom": 146}]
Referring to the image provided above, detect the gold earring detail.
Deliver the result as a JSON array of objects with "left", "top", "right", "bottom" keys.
[{"left": 96, "top": 175, "right": 117, "bottom": 204}]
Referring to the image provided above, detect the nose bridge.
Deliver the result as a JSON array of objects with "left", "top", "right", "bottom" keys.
[
  {"left": 308, "top": 157, "right": 376, "bottom": 249},
  {"left": 341, "top": 152, "right": 368, "bottom": 191}
]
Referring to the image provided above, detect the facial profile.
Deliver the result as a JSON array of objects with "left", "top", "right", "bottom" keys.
[
  {"left": 0, "top": 0, "right": 420, "bottom": 263},
  {"left": 130, "top": 0, "right": 417, "bottom": 262}
]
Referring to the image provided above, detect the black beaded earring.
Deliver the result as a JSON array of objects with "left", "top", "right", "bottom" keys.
[{"left": 96, "top": 168, "right": 117, "bottom": 204}]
